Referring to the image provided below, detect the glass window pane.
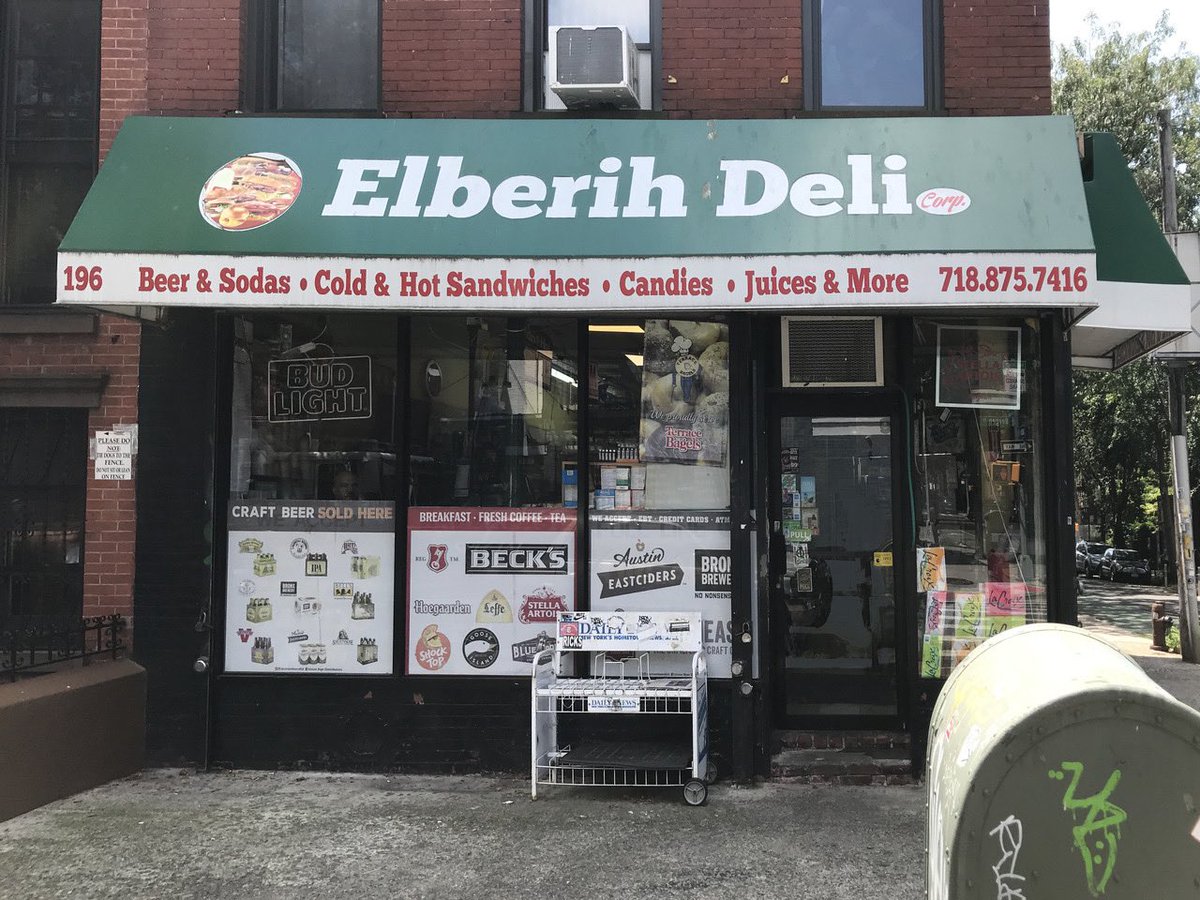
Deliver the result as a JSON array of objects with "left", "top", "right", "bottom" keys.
[
  {"left": 548, "top": 0, "right": 650, "bottom": 44},
  {"left": 0, "top": 408, "right": 87, "bottom": 627},
  {"left": 229, "top": 313, "right": 399, "bottom": 501},
  {"left": 588, "top": 319, "right": 730, "bottom": 512},
  {"left": 8, "top": 0, "right": 99, "bottom": 140},
  {"left": 277, "top": 0, "right": 379, "bottom": 110},
  {"left": 586, "top": 320, "right": 733, "bottom": 677},
  {"left": 911, "top": 318, "right": 1047, "bottom": 680},
  {"left": 820, "top": 0, "right": 925, "bottom": 107},
  {"left": 3, "top": 163, "right": 93, "bottom": 305},
  {"left": 408, "top": 316, "right": 578, "bottom": 508}
]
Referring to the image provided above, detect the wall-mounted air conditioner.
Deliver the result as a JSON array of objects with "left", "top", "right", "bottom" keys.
[
  {"left": 781, "top": 317, "right": 884, "bottom": 387},
  {"left": 548, "top": 25, "right": 641, "bottom": 110}
]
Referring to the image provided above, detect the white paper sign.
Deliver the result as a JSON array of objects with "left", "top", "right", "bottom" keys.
[
  {"left": 94, "top": 430, "right": 134, "bottom": 480},
  {"left": 589, "top": 511, "right": 732, "bottom": 676},
  {"left": 407, "top": 507, "right": 577, "bottom": 675},
  {"left": 224, "top": 500, "right": 396, "bottom": 674}
]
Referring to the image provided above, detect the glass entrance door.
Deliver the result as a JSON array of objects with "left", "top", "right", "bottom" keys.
[{"left": 771, "top": 410, "right": 898, "bottom": 722}]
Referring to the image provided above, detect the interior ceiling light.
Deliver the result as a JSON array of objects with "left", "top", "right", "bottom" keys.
[
  {"left": 625, "top": 354, "right": 644, "bottom": 367},
  {"left": 588, "top": 324, "right": 645, "bottom": 334}
]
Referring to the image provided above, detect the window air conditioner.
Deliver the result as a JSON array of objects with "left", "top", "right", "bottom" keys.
[
  {"left": 781, "top": 317, "right": 884, "bottom": 387},
  {"left": 548, "top": 25, "right": 641, "bottom": 110}
]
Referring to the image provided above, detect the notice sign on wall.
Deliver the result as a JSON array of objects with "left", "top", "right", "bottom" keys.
[
  {"left": 224, "top": 500, "right": 396, "bottom": 674},
  {"left": 589, "top": 511, "right": 732, "bottom": 677},
  {"left": 407, "top": 507, "right": 577, "bottom": 676},
  {"left": 94, "top": 430, "right": 134, "bottom": 480}
]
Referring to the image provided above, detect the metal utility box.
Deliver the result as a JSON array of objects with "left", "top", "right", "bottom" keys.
[{"left": 927, "top": 623, "right": 1200, "bottom": 899}]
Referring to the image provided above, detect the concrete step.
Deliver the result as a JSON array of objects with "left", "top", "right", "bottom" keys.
[
  {"left": 770, "top": 748, "right": 916, "bottom": 785},
  {"left": 773, "top": 729, "right": 911, "bottom": 754}
]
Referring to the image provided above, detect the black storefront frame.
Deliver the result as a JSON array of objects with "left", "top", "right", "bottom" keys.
[{"left": 169, "top": 307, "right": 1075, "bottom": 776}]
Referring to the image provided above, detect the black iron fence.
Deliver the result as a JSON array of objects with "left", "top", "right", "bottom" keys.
[{"left": 0, "top": 615, "right": 126, "bottom": 681}]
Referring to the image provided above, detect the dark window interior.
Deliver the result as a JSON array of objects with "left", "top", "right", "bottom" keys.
[
  {"left": 246, "top": 0, "right": 381, "bottom": 113},
  {"left": 0, "top": 407, "right": 87, "bottom": 627},
  {"left": 0, "top": 0, "right": 100, "bottom": 305}
]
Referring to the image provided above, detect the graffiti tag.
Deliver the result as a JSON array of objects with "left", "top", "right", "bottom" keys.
[
  {"left": 1049, "top": 762, "right": 1127, "bottom": 896},
  {"left": 989, "top": 815, "right": 1027, "bottom": 900}
]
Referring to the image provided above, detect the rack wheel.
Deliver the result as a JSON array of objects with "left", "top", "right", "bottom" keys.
[
  {"left": 683, "top": 779, "right": 708, "bottom": 806},
  {"left": 703, "top": 761, "right": 719, "bottom": 786}
]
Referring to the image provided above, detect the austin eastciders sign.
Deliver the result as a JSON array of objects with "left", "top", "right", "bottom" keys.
[{"left": 58, "top": 117, "right": 1096, "bottom": 312}]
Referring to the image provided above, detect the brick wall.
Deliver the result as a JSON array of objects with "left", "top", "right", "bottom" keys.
[
  {"left": 662, "top": 0, "right": 803, "bottom": 118},
  {"left": 0, "top": 317, "right": 141, "bottom": 620},
  {"left": 100, "top": 0, "right": 150, "bottom": 158},
  {"left": 146, "top": 0, "right": 242, "bottom": 116},
  {"left": 943, "top": 0, "right": 1052, "bottom": 115},
  {"left": 382, "top": 0, "right": 522, "bottom": 115}
]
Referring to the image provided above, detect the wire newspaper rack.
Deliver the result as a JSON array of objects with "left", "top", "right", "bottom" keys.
[{"left": 531, "top": 611, "right": 710, "bottom": 805}]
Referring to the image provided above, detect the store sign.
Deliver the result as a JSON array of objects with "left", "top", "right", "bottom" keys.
[
  {"left": 590, "top": 511, "right": 733, "bottom": 678},
  {"left": 407, "top": 507, "right": 577, "bottom": 676},
  {"left": 267, "top": 355, "right": 372, "bottom": 423},
  {"left": 59, "top": 117, "right": 1096, "bottom": 312},
  {"left": 936, "top": 325, "right": 1022, "bottom": 410},
  {"left": 223, "top": 500, "right": 396, "bottom": 674}
]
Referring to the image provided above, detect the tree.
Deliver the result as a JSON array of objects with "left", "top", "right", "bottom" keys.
[
  {"left": 1053, "top": 13, "right": 1200, "bottom": 230},
  {"left": 1056, "top": 17, "right": 1200, "bottom": 554}
]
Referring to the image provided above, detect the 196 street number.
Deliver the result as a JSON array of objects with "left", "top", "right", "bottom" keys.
[
  {"left": 62, "top": 265, "right": 103, "bottom": 291},
  {"left": 939, "top": 265, "right": 1088, "bottom": 294}
]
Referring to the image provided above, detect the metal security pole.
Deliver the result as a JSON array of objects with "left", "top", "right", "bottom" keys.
[
  {"left": 1168, "top": 366, "right": 1199, "bottom": 662},
  {"left": 1159, "top": 111, "right": 1198, "bottom": 661}
]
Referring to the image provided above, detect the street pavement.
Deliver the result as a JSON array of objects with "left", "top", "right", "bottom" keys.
[{"left": 0, "top": 579, "right": 1197, "bottom": 900}]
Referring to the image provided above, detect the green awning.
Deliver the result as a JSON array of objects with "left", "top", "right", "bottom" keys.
[
  {"left": 58, "top": 115, "right": 1098, "bottom": 313},
  {"left": 1070, "top": 132, "right": 1192, "bottom": 369}
]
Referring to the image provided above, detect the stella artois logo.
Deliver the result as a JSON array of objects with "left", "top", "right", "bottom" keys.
[
  {"left": 519, "top": 587, "right": 568, "bottom": 624},
  {"left": 427, "top": 544, "right": 449, "bottom": 573}
]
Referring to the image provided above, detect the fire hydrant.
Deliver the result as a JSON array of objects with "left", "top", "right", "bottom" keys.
[{"left": 1151, "top": 600, "right": 1174, "bottom": 652}]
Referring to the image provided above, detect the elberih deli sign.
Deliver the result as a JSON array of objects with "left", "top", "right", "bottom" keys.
[{"left": 59, "top": 117, "right": 1095, "bottom": 312}]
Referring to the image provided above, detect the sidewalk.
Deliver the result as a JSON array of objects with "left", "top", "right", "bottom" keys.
[
  {"left": 0, "top": 770, "right": 924, "bottom": 900},
  {"left": 2, "top": 583, "right": 1198, "bottom": 900},
  {"left": 1075, "top": 577, "right": 1200, "bottom": 711}
]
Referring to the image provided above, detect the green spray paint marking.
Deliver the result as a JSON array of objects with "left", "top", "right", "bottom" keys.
[{"left": 1048, "top": 762, "right": 1127, "bottom": 896}]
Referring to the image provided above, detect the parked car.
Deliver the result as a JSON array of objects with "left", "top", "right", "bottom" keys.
[
  {"left": 1075, "top": 541, "right": 1109, "bottom": 577},
  {"left": 1098, "top": 548, "right": 1151, "bottom": 583}
]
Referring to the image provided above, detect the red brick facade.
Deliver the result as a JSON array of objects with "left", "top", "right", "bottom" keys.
[
  {"left": 943, "top": 0, "right": 1052, "bottom": 116},
  {"left": 53, "top": 0, "right": 1050, "bottom": 633},
  {"left": 0, "top": 316, "right": 140, "bottom": 619}
]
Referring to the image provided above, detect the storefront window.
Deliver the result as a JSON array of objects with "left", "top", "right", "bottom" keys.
[
  {"left": 408, "top": 316, "right": 578, "bottom": 507},
  {"left": 587, "top": 320, "right": 734, "bottom": 676},
  {"left": 225, "top": 314, "right": 399, "bottom": 675},
  {"left": 405, "top": 317, "right": 579, "bottom": 676},
  {"left": 230, "top": 313, "right": 398, "bottom": 501},
  {"left": 912, "top": 318, "right": 1047, "bottom": 680}
]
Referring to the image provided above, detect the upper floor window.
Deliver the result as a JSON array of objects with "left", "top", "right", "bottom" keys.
[
  {"left": 805, "top": 0, "right": 938, "bottom": 111},
  {"left": 247, "top": 0, "right": 380, "bottom": 113},
  {"left": 526, "top": 0, "right": 659, "bottom": 112},
  {"left": 1, "top": 0, "right": 100, "bottom": 306}
]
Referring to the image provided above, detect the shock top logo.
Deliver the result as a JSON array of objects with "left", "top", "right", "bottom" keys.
[{"left": 465, "top": 544, "right": 568, "bottom": 574}]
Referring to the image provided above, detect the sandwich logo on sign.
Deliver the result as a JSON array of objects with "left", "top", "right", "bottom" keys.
[{"left": 427, "top": 544, "right": 449, "bottom": 573}]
